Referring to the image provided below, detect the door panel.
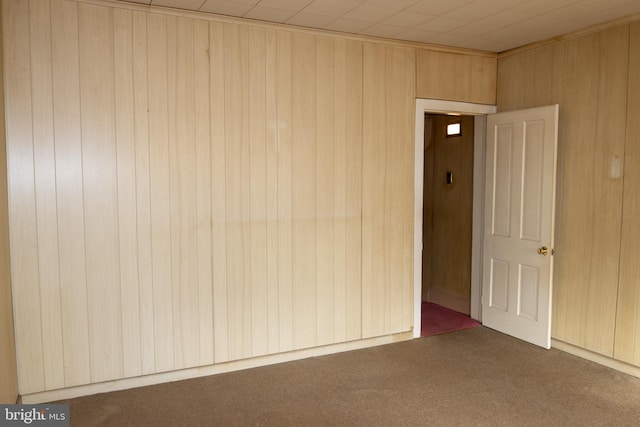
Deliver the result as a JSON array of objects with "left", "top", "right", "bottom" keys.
[
  {"left": 518, "top": 265, "right": 539, "bottom": 320},
  {"left": 489, "top": 259, "right": 509, "bottom": 311},
  {"left": 521, "top": 121, "right": 545, "bottom": 241},
  {"left": 482, "top": 105, "right": 558, "bottom": 349},
  {"left": 491, "top": 125, "right": 513, "bottom": 237}
]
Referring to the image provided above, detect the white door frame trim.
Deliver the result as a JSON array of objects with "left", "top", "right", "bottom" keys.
[{"left": 413, "top": 99, "right": 497, "bottom": 338}]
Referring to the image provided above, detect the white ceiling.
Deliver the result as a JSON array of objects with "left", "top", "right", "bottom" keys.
[{"left": 118, "top": 0, "right": 640, "bottom": 52}]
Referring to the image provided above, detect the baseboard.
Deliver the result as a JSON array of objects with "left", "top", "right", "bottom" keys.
[
  {"left": 426, "top": 288, "right": 470, "bottom": 315},
  {"left": 21, "top": 331, "right": 414, "bottom": 404},
  {"left": 551, "top": 339, "right": 640, "bottom": 379}
]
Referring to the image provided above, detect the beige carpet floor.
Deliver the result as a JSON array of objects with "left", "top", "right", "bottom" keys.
[{"left": 58, "top": 327, "right": 640, "bottom": 426}]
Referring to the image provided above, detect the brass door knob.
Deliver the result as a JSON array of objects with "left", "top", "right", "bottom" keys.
[{"left": 537, "top": 246, "right": 549, "bottom": 256}]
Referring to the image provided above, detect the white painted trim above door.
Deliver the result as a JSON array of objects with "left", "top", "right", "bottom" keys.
[{"left": 413, "top": 99, "right": 496, "bottom": 338}]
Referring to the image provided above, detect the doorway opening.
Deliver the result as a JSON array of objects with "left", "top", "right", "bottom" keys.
[
  {"left": 421, "top": 113, "right": 479, "bottom": 336},
  {"left": 412, "top": 99, "right": 496, "bottom": 339}
]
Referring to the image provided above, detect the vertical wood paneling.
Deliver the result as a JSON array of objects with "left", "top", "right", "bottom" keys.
[
  {"left": 276, "top": 31, "right": 294, "bottom": 353},
  {"left": 50, "top": 0, "right": 91, "bottom": 387},
  {"left": 29, "top": 0, "right": 64, "bottom": 390},
  {"left": 4, "top": 0, "right": 45, "bottom": 393},
  {"left": 586, "top": 28, "right": 628, "bottom": 354},
  {"left": 0, "top": 0, "right": 19, "bottom": 403},
  {"left": 400, "top": 48, "right": 416, "bottom": 331},
  {"left": 552, "top": 35, "right": 602, "bottom": 350},
  {"left": 384, "top": 46, "right": 401, "bottom": 333},
  {"left": 291, "top": 33, "right": 317, "bottom": 350},
  {"left": 194, "top": 18, "right": 213, "bottom": 366},
  {"left": 550, "top": 29, "right": 628, "bottom": 356},
  {"left": 16, "top": 0, "right": 640, "bottom": 394},
  {"left": 386, "top": 46, "right": 403, "bottom": 332},
  {"left": 345, "top": 40, "right": 363, "bottom": 341},
  {"left": 224, "top": 23, "right": 252, "bottom": 360},
  {"left": 362, "top": 43, "right": 386, "bottom": 338},
  {"left": 5, "top": 0, "right": 427, "bottom": 393},
  {"left": 387, "top": 46, "right": 414, "bottom": 334},
  {"left": 248, "top": 27, "right": 269, "bottom": 357},
  {"left": 78, "top": 3, "right": 124, "bottom": 382},
  {"left": 332, "top": 39, "right": 347, "bottom": 343},
  {"left": 470, "top": 56, "right": 497, "bottom": 106},
  {"left": 265, "top": 29, "right": 279, "bottom": 354},
  {"left": 132, "top": 10, "right": 155, "bottom": 375},
  {"left": 331, "top": 39, "right": 365, "bottom": 342},
  {"left": 615, "top": 21, "right": 640, "bottom": 365},
  {"left": 496, "top": 47, "right": 553, "bottom": 111},
  {"left": 316, "top": 36, "right": 335, "bottom": 346},
  {"left": 168, "top": 16, "right": 199, "bottom": 369},
  {"left": 416, "top": 49, "right": 496, "bottom": 104},
  {"left": 363, "top": 43, "right": 415, "bottom": 338},
  {"left": 210, "top": 21, "right": 229, "bottom": 363},
  {"left": 147, "top": 12, "right": 174, "bottom": 372},
  {"left": 114, "top": 7, "right": 142, "bottom": 379}
]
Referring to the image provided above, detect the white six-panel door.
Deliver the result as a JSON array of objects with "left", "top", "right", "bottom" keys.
[{"left": 482, "top": 105, "right": 559, "bottom": 348}]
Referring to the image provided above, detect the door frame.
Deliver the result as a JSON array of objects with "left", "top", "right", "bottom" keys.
[{"left": 413, "top": 99, "right": 496, "bottom": 338}]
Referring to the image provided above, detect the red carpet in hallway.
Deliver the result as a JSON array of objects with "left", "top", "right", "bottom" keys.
[{"left": 421, "top": 301, "right": 480, "bottom": 337}]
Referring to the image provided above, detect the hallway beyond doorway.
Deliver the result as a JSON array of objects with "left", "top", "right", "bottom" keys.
[{"left": 420, "top": 301, "right": 479, "bottom": 337}]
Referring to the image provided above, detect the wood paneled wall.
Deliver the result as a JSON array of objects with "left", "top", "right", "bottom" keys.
[
  {"left": 416, "top": 49, "right": 497, "bottom": 104},
  {"left": 362, "top": 43, "right": 415, "bottom": 338},
  {"left": 615, "top": 21, "right": 640, "bottom": 366},
  {"left": 0, "top": 0, "right": 19, "bottom": 404},
  {"left": 497, "top": 21, "right": 637, "bottom": 360},
  {"left": 2, "top": 0, "right": 423, "bottom": 395}
]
